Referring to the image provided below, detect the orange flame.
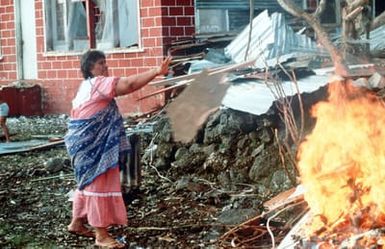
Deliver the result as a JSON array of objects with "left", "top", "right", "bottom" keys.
[{"left": 298, "top": 78, "right": 385, "bottom": 233}]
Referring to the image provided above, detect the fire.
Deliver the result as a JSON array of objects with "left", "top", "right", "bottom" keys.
[{"left": 297, "top": 77, "right": 385, "bottom": 235}]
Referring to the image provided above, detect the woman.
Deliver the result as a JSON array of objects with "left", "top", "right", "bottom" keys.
[
  {"left": 65, "top": 50, "right": 171, "bottom": 248},
  {"left": 0, "top": 99, "right": 10, "bottom": 142}
]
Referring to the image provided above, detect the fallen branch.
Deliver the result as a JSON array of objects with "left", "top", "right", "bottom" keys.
[
  {"left": 30, "top": 173, "right": 74, "bottom": 182},
  {"left": 149, "top": 164, "right": 173, "bottom": 183},
  {"left": 125, "top": 224, "right": 232, "bottom": 232}
]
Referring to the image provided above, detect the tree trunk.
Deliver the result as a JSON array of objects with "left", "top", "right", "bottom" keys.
[
  {"left": 371, "top": 11, "right": 385, "bottom": 30},
  {"left": 276, "top": 0, "right": 349, "bottom": 76}
]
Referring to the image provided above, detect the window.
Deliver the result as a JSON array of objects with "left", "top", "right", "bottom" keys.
[
  {"left": 196, "top": 9, "right": 229, "bottom": 33},
  {"left": 44, "top": 0, "right": 140, "bottom": 52}
]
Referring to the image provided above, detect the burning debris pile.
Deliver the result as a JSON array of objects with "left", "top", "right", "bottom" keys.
[{"left": 292, "top": 79, "right": 385, "bottom": 248}]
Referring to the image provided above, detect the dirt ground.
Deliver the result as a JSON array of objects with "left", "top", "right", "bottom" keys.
[{"left": 0, "top": 116, "right": 273, "bottom": 249}]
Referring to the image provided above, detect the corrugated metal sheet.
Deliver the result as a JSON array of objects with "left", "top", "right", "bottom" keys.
[
  {"left": 222, "top": 75, "right": 329, "bottom": 116},
  {"left": 225, "top": 11, "right": 326, "bottom": 68},
  {"left": 196, "top": 0, "right": 304, "bottom": 11},
  {"left": 370, "top": 26, "right": 385, "bottom": 56}
]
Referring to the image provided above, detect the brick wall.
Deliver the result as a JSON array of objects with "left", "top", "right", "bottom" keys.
[
  {"left": 0, "top": 0, "right": 17, "bottom": 81},
  {"left": 161, "top": 0, "right": 196, "bottom": 47},
  {"left": 0, "top": 0, "right": 195, "bottom": 115}
]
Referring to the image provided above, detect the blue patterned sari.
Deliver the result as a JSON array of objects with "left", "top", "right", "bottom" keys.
[{"left": 64, "top": 100, "right": 130, "bottom": 190}]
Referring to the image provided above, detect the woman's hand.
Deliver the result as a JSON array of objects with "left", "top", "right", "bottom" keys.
[
  {"left": 156, "top": 56, "right": 172, "bottom": 76},
  {"left": 116, "top": 56, "right": 173, "bottom": 96}
]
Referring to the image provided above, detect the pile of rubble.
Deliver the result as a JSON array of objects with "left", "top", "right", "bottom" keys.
[{"left": 141, "top": 108, "right": 292, "bottom": 194}]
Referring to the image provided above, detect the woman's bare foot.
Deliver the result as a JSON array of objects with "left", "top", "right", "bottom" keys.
[
  {"left": 68, "top": 218, "right": 94, "bottom": 237},
  {"left": 95, "top": 227, "right": 125, "bottom": 248}
]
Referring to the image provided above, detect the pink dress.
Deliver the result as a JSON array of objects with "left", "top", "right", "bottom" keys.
[{"left": 71, "top": 76, "right": 127, "bottom": 228}]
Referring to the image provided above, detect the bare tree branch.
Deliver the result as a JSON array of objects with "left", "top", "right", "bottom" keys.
[
  {"left": 348, "top": 0, "right": 369, "bottom": 12},
  {"left": 371, "top": 11, "right": 385, "bottom": 30},
  {"left": 277, "top": 0, "right": 349, "bottom": 76},
  {"left": 313, "top": 0, "right": 327, "bottom": 18},
  {"left": 344, "top": 6, "right": 364, "bottom": 21}
]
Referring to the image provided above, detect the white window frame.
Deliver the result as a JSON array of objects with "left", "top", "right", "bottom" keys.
[
  {"left": 51, "top": 0, "right": 69, "bottom": 51},
  {"left": 43, "top": 0, "right": 143, "bottom": 55},
  {"left": 196, "top": 9, "right": 230, "bottom": 34}
]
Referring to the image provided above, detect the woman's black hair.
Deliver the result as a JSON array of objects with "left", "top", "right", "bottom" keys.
[{"left": 80, "top": 50, "right": 106, "bottom": 79}]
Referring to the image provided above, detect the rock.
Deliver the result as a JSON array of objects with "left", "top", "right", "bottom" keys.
[
  {"left": 174, "top": 147, "right": 189, "bottom": 161},
  {"left": 189, "top": 143, "right": 202, "bottom": 154},
  {"left": 217, "top": 171, "right": 231, "bottom": 188},
  {"left": 175, "top": 176, "right": 191, "bottom": 191},
  {"left": 156, "top": 143, "right": 174, "bottom": 160},
  {"left": 155, "top": 158, "right": 169, "bottom": 171},
  {"left": 203, "top": 152, "right": 228, "bottom": 172},
  {"left": 237, "top": 135, "right": 249, "bottom": 150},
  {"left": 248, "top": 131, "right": 259, "bottom": 143},
  {"left": 368, "top": 73, "right": 385, "bottom": 89},
  {"left": 202, "top": 144, "right": 217, "bottom": 156},
  {"left": 154, "top": 117, "right": 173, "bottom": 143},
  {"left": 217, "top": 208, "right": 257, "bottom": 225},
  {"left": 258, "top": 128, "right": 273, "bottom": 144},
  {"left": 202, "top": 229, "right": 221, "bottom": 243},
  {"left": 251, "top": 144, "right": 265, "bottom": 157},
  {"left": 228, "top": 169, "right": 248, "bottom": 185},
  {"left": 248, "top": 153, "right": 277, "bottom": 182},
  {"left": 270, "top": 170, "right": 293, "bottom": 192},
  {"left": 172, "top": 151, "right": 207, "bottom": 173},
  {"left": 353, "top": 78, "right": 369, "bottom": 88},
  {"left": 233, "top": 152, "right": 251, "bottom": 167},
  {"left": 44, "top": 158, "right": 67, "bottom": 173},
  {"left": 220, "top": 135, "right": 236, "bottom": 151}
]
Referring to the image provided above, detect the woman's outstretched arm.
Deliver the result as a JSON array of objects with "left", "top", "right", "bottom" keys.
[{"left": 115, "top": 56, "right": 172, "bottom": 96}]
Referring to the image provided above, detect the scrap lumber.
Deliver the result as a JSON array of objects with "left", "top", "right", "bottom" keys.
[
  {"left": 138, "top": 81, "right": 190, "bottom": 101},
  {"left": 263, "top": 185, "right": 305, "bottom": 212},
  {"left": 140, "top": 60, "right": 256, "bottom": 101},
  {"left": 149, "top": 59, "right": 256, "bottom": 87}
]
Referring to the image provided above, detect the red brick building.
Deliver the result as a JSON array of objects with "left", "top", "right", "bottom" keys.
[{"left": 0, "top": 0, "right": 195, "bottom": 115}]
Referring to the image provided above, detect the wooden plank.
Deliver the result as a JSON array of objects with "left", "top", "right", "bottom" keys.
[
  {"left": 150, "top": 59, "right": 257, "bottom": 87},
  {"left": 138, "top": 81, "right": 192, "bottom": 101},
  {"left": 263, "top": 185, "right": 305, "bottom": 212}
]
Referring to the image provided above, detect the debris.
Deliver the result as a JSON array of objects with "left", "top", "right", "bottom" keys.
[
  {"left": 44, "top": 157, "right": 70, "bottom": 173},
  {"left": 312, "top": 63, "right": 385, "bottom": 77},
  {"left": 166, "top": 70, "right": 230, "bottom": 143},
  {"left": 353, "top": 77, "right": 369, "bottom": 88},
  {"left": 225, "top": 10, "right": 325, "bottom": 68},
  {"left": 368, "top": 26, "right": 385, "bottom": 57},
  {"left": 0, "top": 139, "right": 64, "bottom": 156},
  {"left": 263, "top": 185, "right": 305, "bottom": 212},
  {"left": 368, "top": 72, "right": 385, "bottom": 89},
  {"left": 277, "top": 211, "right": 312, "bottom": 249},
  {"left": 30, "top": 173, "right": 74, "bottom": 182},
  {"left": 217, "top": 208, "right": 257, "bottom": 226},
  {"left": 222, "top": 75, "right": 329, "bottom": 116}
]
